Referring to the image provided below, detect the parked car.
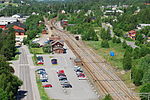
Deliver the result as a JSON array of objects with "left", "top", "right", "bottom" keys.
[
  {"left": 60, "top": 80, "right": 69, "bottom": 85},
  {"left": 57, "top": 70, "right": 64, "bottom": 74},
  {"left": 58, "top": 73, "right": 66, "bottom": 77},
  {"left": 60, "top": 81, "right": 70, "bottom": 85},
  {"left": 40, "top": 79, "right": 48, "bottom": 82},
  {"left": 76, "top": 72, "right": 83, "bottom": 77},
  {"left": 37, "top": 56, "right": 43, "bottom": 60},
  {"left": 37, "top": 61, "right": 44, "bottom": 65},
  {"left": 62, "top": 84, "right": 72, "bottom": 88},
  {"left": 42, "top": 84, "right": 52, "bottom": 88},
  {"left": 59, "top": 77, "right": 67, "bottom": 81},
  {"left": 74, "top": 66, "right": 83, "bottom": 72},
  {"left": 78, "top": 73, "right": 86, "bottom": 80},
  {"left": 36, "top": 68, "right": 45, "bottom": 71},
  {"left": 51, "top": 58, "right": 57, "bottom": 64},
  {"left": 37, "top": 70, "right": 46, "bottom": 74}
]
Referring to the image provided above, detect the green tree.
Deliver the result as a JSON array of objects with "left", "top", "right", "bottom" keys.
[
  {"left": 43, "top": 44, "right": 52, "bottom": 53},
  {"left": 0, "top": 88, "right": 8, "bottom": 100},
  {"left": 122, "top": 40, "right": 128, "bottom": 49},
  {"left": 132, "top": 48, "right": 140, "bottom": 59},
  {"left": 132, "top": 67, "right": 143, "bottom": 86},
  {"left": 112, "top": 36, "right": 117, "bottom": 43},
  {"left": 103, "top": 94, "right": 112, "bottom": 100},
  {"left": 139, "top": 46, "right": 150, "bottom": 57},
  {"left": 123, "top": 49, "right": 132, "bottom": 70},
  {"left": 116, "top": 38, "right": 121, "bottom": 43},
  {"left": 114, "top": 28, "right": 123, "bottom": 37},
  {"left": 101, "top": 40, "right": 110, "bottom": 48},
  {"left": 0, "top": 55, "right": 14, "bottom": 74},
  {"left": 140, "top": 83, "right": 150, "bottom": 100},
  {"left": 142, "top": 69, "right": 150, "bottom": 84},
  {"left": 100, "top": 28, "right": 111, "bottom": 40},
  {"left": 136, "top": 33, "right": 144, "bottom": 44}
]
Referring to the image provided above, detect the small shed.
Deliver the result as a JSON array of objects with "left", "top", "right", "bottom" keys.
[{"left": 74, "top": 58, "right": 82, "bottom": 66}]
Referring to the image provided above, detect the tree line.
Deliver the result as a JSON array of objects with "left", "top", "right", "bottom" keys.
[{"left": 0, "top": 28, "right": 22, "bottom": 99}]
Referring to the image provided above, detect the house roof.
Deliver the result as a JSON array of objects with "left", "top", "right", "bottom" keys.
[
  {"left": 13, "top": 25, "right": 25, "bottom": 30},
  {"left": 139, "top": 24, "right": 150, "bottom": 27},
  {"left": 129, "top": 30, "right": 136, "bottom": 34},
  {"left": 14, "top": 29, "right": 25, "bottom": 33},
  {"left": 6, "top": 22, "right": 26, "bottom": 29},
  {"left": 51, "top": 40, "right": 64, "bottom": 46},
  {"left": 49, "top": 35, "right": 61, "bottom": 41}
]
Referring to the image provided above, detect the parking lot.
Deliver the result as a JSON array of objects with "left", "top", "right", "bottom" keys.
[{"left": 35, "top": 44, "right": 98, "bottom": 100}]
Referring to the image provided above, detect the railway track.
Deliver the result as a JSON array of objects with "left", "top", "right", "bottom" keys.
[{"left": 44, "top": 17, "right": 140, "bottom": 100}]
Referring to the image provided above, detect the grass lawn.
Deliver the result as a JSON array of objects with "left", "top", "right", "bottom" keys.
[
  {"left": 85, "top": 40, "right": 139, "bottom": 90},
  {"left": 36, "top": 74, "right": 53, "bottom": 100},
  {"left": 49, "top": 56, "right": 53, "bottom": 58},
  {"left": 85, "top": 40, "right": 125, "bottom": 69},
  {"left": 30, "top": 48, "right": 44, "bottom": 54}
]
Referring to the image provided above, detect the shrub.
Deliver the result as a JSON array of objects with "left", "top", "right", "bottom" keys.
[
  {"left": 101, "top": 40, "right": 110, "bottom": 48},
  {"left": 30, "top": 43, "right": 40, "bottom": 48}
]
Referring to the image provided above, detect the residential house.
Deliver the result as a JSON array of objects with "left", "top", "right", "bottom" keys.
[
  {"left": 6, "top": 22, "right": 27, "bottom": 46},
  {"left": 137, "top": 24, "right": 150, "bottom": 30},
  {"left": 61, "top": 10, "right": 66, "bottom": 14},
  {"left": 128, "top": 30, "right": 136, "bottom": 40},
  {"left": 0, "top": 17, "right": 17, "bottom": 29},
  {"left": 6, "top": 22, "right": 26, "bottom": 35},
  {"left": 12, "top": 14, "right": 22, "bottom": 18}
]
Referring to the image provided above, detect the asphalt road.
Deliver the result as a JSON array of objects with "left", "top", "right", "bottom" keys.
[
  {"left": 17, "top": 47, "right": 34, "bottom": 100},
  {"left": 35, "top": 43, "right": 98, "bottom": 100},
  {"left": 14, "top": 45, "right": 41, "bottom": 100}
]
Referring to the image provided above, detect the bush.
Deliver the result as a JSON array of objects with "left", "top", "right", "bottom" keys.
[
  {"left": 116, "top": 38, "right": 121, "bottom": 43},
  {"left": 112, "top": 36, "right": 117, "bottom": 43},
  {"left": 23, "top": 37, "right": 29, "bottom": 45},
  {"left": 103, "top": 94, "right": 112, "bottom": 100},
  {"left": 101, "top": 40, "right": 109, "bottom": 48},
  {"left": 123, "top": 49, "right": 132, "bottom": 70},
  {"left": 43, "top": 44, "right": 51, "bottom": 53},
  {"left": 30, "top": 43, "right": 40, "bottom": 48},
  {"left": 140, "top": 83, "right": 150, "bottom": 100},
  {"left": 122, "top": 40, "right": 128, "bottom": 49}
]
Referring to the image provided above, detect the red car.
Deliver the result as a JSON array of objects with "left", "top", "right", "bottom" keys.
[
  {"left": 42, "top": 84, "right": 52, "bottom": 88},
  {"left": 37, "top": 61, "right": 44, "bottom": 65},
  {"left": 57, "top": 70, "right": 64, "bottom": 74}
]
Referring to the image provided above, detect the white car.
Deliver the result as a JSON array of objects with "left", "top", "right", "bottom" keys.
[{"left": 74, "top": 66, "right": 81, "bottom": 71}]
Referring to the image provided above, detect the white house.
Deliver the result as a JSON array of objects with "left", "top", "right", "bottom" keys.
[
  {"left": 12, "top": 14, "right": 21, "bottom": 18},
  {"left": 0, "top": 17, "right": 17, "bottom": 27},
  {"left": 137, "top": 24, "right": 150, "bottom": 29},
  {"left": 61, "top": 10, "right": 66, "bottom": 14}
]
